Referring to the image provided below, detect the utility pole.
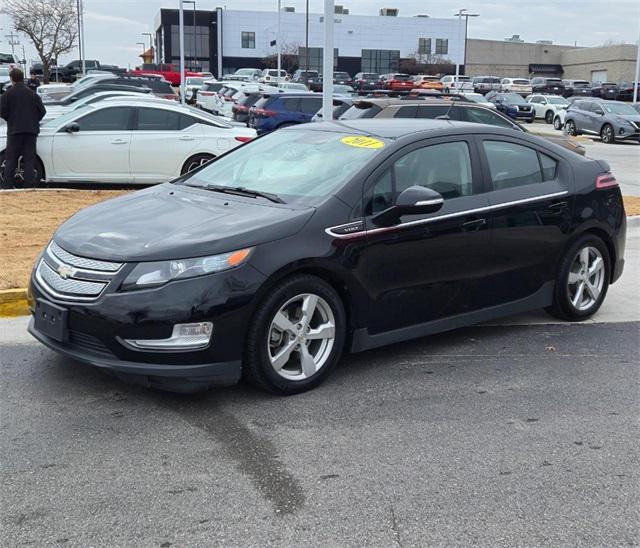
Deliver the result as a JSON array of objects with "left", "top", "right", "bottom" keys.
[
  {"left": 4, "top": 31, "right": 19, "bottom": 57},
  {"left": 452, "top": 9, "right": 478, "bottom": 89},
  {"left": 179, "top": 0, "right": 186, "bottom": 104},
  {"left": 321, "top": 0, "right": 334, "bottom": 120},
  {"left": 76, "top": 0, "right": 82, "bottom": 71},
  {"left": 305, "top": 0, "right": 309, "bottom": 72},
  {"left": 79, "top": 0, "right": 86, "bottom": 75}
]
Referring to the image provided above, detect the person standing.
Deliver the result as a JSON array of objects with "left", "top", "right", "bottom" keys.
[
  {"left": 26, "top": 70, "right": 41, "bottom": 92},
  {"left": 0, "top": 68, "right": 46, "bottom": 189}
]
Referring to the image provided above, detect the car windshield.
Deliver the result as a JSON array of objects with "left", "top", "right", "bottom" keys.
[
  {"left": 0, "top": 67, "right": 9, "bottom": 77},
  {"left": 504, "top": 93, "right": 526, "bottom": 104},
  {"left": 546, "top": 96, "right": 568, "bottom": 105},
  {"left": 603, "top": 102, "right": 637, "bottom": 115},
  {"left": 513, "top": 79, "right": 530, "bottom": 85},
  {"left": 361, "top": 73, "right": 378, "bottom": 79},
  {"left": 393, "top": 74, "right": 411, "bottom": 81},
  {"left": 41, "top": 106, "right": 92, "bottom": 128},
  {"left": 235, "top": 69, "right": 257, "bottom": 75},
  {"left": 179, "top": 129, "right": 388, "bottom": 204},
  {"left": 464, "top": 93, "right": 486, "bottom": 102},
  {"left": 334, "top": 73, "right": 350, "bottom": 78},
  {"left": 186, "top": 78, "right": 204, "bottom": 85}
]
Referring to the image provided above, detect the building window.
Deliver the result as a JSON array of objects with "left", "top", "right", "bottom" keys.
[
  {"left": 361, "top": 49, "right": 400, "bottom": 74},
  {"left": 435, "top": 39, "right": 448, "bottom": 55},
  {"left": 298, "top": 47, "right": 338, "bottom": 72},
  {"left": 241, "top": 31, "right": 255, "bottom": 49},
  {"left": 418, "top": 38, "right": 431, "bottom": 55},
  {"left": 170, "top": 24, "right": 209, "bottom": 60}
]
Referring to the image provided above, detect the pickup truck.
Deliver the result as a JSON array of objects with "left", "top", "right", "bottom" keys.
[
  {"left": 31, "top": 60, "right": 121, "bottom": 82},
  {"left": 129, "top": 63, "right": 204, "bottom": 86}
]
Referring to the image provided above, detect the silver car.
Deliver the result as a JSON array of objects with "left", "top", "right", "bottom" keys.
[{"left": 564, "top": 99, "right": 640, "bottom": 144}]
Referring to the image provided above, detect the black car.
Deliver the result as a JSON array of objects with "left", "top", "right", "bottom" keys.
[
  {"left": 531, "top": 77, "right": 565, "bottom": 95},
  {"left": 333, "top": 71, "right": 353, "bottom": 87},
  {"left": 28, "top": 120, "right": 626, "bottom": 395},
  {"left": 591, "top": 82, "right": 619, "bottom": 100},
  {"left": 615, "top": 81, "right": 637, "bottom": 102},
  {"left": 486, "top": 92, "right": 535, "bottom": 122},
  {"left": 293, "top": 70, "right": 323, "bottom": 91},
  {"left": 562, "top": 79, "right": 591, "bottom": 98},
  {"left": 353, "top": 72, "right": 380, "bottom": 91},
  {"left": 43, "top": 83, "right": 152, "bottom": 106}
]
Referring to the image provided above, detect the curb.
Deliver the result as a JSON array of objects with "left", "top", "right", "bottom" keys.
[
  {"left": 0, "top": 217, "right": 639, "bottom": 318},
  {"left": 0, "top": 289, "right": 29, "bottom": 317}
]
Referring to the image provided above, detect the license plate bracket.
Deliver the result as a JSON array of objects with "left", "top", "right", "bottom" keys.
[{"left": 34, "top": 299, "right": 68, "bottom": 342}]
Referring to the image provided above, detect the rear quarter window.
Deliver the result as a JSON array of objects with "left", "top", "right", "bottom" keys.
[
  {"left": 483, "top": 140, "right": 558, "bottom": 190},
  {"left": 339, "top": 104, "right": 383, "bottom": 120}
]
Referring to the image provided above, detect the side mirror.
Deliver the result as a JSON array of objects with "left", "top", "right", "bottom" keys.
[
  {"left": 595, "top": 109, "right": 604, "bottom": 115},
  {"left": 64, "top": 122, "right": 80, "bottom": 133},
  {"left": 372, "top": 186, "right": 444, "bottom": 227}
]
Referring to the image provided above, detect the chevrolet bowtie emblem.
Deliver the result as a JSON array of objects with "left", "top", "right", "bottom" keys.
[{"left": 57, "top": 264, "right": 76, "bottom": 279}]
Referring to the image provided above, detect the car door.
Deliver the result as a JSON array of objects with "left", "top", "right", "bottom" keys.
[
  {"left": 578, "top": 101, "right": 600, "bottom": 134},
  {"left": 51, "top": 106, "right": 133, "bottom": 182},
  {"left": 478, "top": 136, "right": 573, "bottom": 304},
  {"left": 528, "top": 95, "right": 544, "bottom": 118},
  {"left": 129, "top": 107, "right": 204, "bottom": 183},
  {"left": 359, "top": 137, "right": 494, "bottom": 335}
]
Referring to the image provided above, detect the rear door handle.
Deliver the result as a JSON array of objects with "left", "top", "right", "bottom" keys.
[
  {"left": 548, "top": 201, "right": 568, "bottom": 212},
  {"left": 461, "top": 218, "right": 487, "bottom": 232},
  {"left": 111, "top": 139, "right": 127, "bottom": 145},
  {"left": 179, "top": 136, "right": 195, "bottom": 141}
]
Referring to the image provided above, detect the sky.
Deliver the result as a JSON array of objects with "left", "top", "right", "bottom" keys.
[{"left": 1, "top": 0, "right": 638, "bottom": 69}]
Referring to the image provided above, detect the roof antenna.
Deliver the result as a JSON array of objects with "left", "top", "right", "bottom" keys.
[{"left": 436, "top": 96, "right": 456, "bottom": 121}]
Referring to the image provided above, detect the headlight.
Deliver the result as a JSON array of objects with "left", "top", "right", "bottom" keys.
[{"left": 121, "top": 248, "right": 252, "bottom": 291}]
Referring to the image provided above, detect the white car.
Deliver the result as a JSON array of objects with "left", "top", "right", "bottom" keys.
[
  {"left": 258, "top": 69, "right": 289, "bottom": 84},
  {"left": 440, "top": 75, "right": 474, "bottom": 92},
  {"left": 232, "top": 68, "right": 262, "bottom": 81},
  {"left": 526, "top": 94, "right": 570, "bottom": 124},
  {"left": 0, "top": 100, "right": 256, "bottom": 185},
  {"left": 41, "top": 91, "right": 174, "bottom": 123},
  {"left": 500, "top": 78, "right": 532, "bottom": 96},
  {"left": 184, "top": 77, "right": 206, "bottom": 103},
  {"left": 461, "top": 92, "right": 496, "bottom": 109}
]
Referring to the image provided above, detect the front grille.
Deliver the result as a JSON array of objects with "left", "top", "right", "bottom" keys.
[
  {"left": 35, "top": 241, "right": 123, "bottom": 302},
  {"left": 49, "top": 241, "right": 122, "bottom": 272},
  {"left": 68, "top": 330, "right": 113, "bottom": 356},
  {"left": 37, "top": 261, "right": 106, "bottom": 297}
]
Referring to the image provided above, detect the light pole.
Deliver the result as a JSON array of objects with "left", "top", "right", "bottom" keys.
[
  {"left": 142, "top": 32, "right": 153, "bottom": 54},
  {"left": 453, "top": 9, "right": 478, "bottom": 90},
  {"left": 78, "top": 0, "right": 86, "bottom": 76},
  {"left": 183, "top": 0, "right": 196, "bottom": 71},
  {"left": 179, "top": 0, "right": 186, "bottom": 104},
  {"left": 305, "top": 0, "right": 309, "bottom": 73},
  {"left": 633, "top": 29, "right": 639, "bottom": 103},
  {"left": 321, "top": 0, "right": 334, "bottom": 120},
  {"left": 277, "top": 0, "right": 282, "bottom": 85}
]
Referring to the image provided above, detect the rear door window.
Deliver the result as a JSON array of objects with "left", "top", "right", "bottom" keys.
[
  {"left": 74, "top": 107, "right": 133, "bottom": 131},
  {"left": 136, "top": 108, "right": 182, "bottom": 131},
  {"left": 461, "top": 107, "right": 515, "bottom": 128},
  {"left": 393, "top": 105, "right": 417, "bottom": 118},
  {"left": 482, "top": 140, "right": 557, "bottom": 190},
  {"left": 299, "top": 97, "right": 323, "bottom": 113}
]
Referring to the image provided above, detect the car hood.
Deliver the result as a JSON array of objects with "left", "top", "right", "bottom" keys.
[
  {"left": 614, "top": 114, "right": 640, "bottom": 124},
  {"left": 54, "top": 184, "right": 315, "bottom": 262}
]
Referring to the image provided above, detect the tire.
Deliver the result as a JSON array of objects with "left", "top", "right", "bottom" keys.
[
  {"left": 545, "top": 110, "right": 554, "bottom": 124},
  {"left": 0, "top": 152, "right": 44, "bottom": 188},
  {"left": 600, "top": 123, "right": 615, "bottom": 144},
  {"left": 243, "top": 274, "right": 346, "bottom": 395},
  {"left": 181, "top": 153, "right": 214, "bottom": 175},
  {"left": 545, "top": 234, "right": 610, "bottom": 321},
  {"left": 565, "top": 119, "right": 577, "bottom": 136},
  {"left": 553, "top": 116, "right": 563, "bottom": 130}
]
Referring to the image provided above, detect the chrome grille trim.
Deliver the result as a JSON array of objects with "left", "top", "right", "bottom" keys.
[
  {"left": 35, "top": 260, "right": 107, "bottom": 302},
  {"left": 49, "top": 241, "right": 123, "bottom": 272}
]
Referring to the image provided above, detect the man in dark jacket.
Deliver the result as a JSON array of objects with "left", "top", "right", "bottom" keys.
[
  {"left": 0, "top": 68, "right": 46, "bottom": 188},
  {"left": 26, "top": 70, "right": 41, "bottom": 92}
]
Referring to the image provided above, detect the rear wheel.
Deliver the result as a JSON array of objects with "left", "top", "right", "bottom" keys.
[
  {"left": 565, "top": 119, "right": 577, "bottom": 136},
  {"left": 600, "top": 123, "right": 615, "bottom": 144},
  {"left": 0, "top": 152, "right": 44, "bottom": 188},
  {"left": 553, "top": 116, "right": 563, "bottom": 130},
  {"left": 181, "top": 153, "right": 214, "bottom": 175},
  {"left": 546, "top": 235, "right": 610, "bottom": 321},
  {"left": 243, "top": 274, "right": 346, "bottom": 395},
  {"left": 545, "top": 110, "right": 554, "bottom": 124}
]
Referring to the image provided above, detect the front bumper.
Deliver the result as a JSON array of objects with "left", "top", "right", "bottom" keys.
[{"left": 28, "top": 261, "right": 267, "bottom": 390}]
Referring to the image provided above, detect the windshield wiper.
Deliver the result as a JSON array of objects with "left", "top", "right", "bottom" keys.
[{"left": 194, "top": 184, "right": 286, "bottom": 204}]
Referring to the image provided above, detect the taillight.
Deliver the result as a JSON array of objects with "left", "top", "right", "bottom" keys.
[
  {"left": 199, "top": 91, "right": 214, "bottom": 96},
  {"left": 235, "top": 136, "right": 253, "bottom": 143},
  {"left": 596, "top": 173, "right": 618, "bottom": 189},
  {"left": 254, "top": 108, "right": 276, "bottom": 117}
]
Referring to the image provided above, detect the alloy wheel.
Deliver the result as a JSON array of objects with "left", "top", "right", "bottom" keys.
[
  {"left": 553, "top": 117, "right": 562, "bottom": 130},
  {"left": 566, "top": 121, "right": 576, "bottom": 136},
  {"left": 601, "top": 125, "right": 614, "bottom": 144},
  {"left": 545, "top": 110, "right": 554, "bottom": 124},
  {"left": 186, "top": 156, "right": 212, "bottom": 173},
  {"left": 267, "top": 293, "right": 336, "bottom": 381},
  {"left": 567, "top": 246, "right": 605, "bottom": 312}
]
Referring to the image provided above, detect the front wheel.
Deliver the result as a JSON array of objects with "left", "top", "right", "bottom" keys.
[
  {"left": 565, "top": 119, "right": 577, "bottom": 136},
  {"left": 600, "top": 123, "right": 615, "bottom": 144},
  {"left": 243, "top": 274, "right": 346, "bottom": 395},
  {"left": 546, "top": 235, "right": 610, "bottom": 321},
  {"left": 553, "top": 116, "right": 563, "bottom": 130},
  {"left": 545, "top": 110, "right": 554, "bottom": 124},
  {"left": 0, "top": 152, "right": 44, "bottom": 188}
]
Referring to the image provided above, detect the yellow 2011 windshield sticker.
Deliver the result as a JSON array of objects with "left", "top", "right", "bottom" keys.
[{"left": 341, "top": 136, "right": 385, "bottom": 149}]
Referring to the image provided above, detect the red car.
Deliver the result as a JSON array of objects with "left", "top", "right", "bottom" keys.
[
  {"left": 381, "top": 73, "right": 414, "bottom": 92},
  {"left": 130, "top": 63, "right": 203, "bottom": 86}
]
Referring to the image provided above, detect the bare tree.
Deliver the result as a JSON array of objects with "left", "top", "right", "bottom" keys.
[
  {"left": 401, "top": 50, "right": 455, "bottom": 76},
  {"left": 1, "top": 0, "right": 78, "bottom": 83},
  {"left": 261, "top": 41, "right": 301, "bottom": 73}
]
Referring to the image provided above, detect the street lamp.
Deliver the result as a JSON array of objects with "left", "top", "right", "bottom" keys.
[
  {"left": 183, "top": 0, "right": 196, "bottom": 71},
  {"left": 142, "top": 32, "right": 153, "bottom": 53},
  {"left": 453, "top": 9, "right": 479, "bottom": 90},
  {"left": 136, "top": 42, "right": 146, "bottom": 56}
]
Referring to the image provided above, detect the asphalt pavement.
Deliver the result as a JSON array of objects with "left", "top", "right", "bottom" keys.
[{"left": 1, "top": 228, "right": 639, "bottom": 547}]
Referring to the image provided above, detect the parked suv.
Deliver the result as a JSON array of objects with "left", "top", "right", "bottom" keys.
[
  {"left": 293, "top": 70, "right": 322, "bottom": 91},
  {"left": 440, "top": 75, "right": 473, "bottom": 93},
  {"left": 616, "top": 81, "right": 637, "bottom": 101},
  {"left": 500, "top": 78, "right": 532, "bottom": 96},
  {"left": 353, "top": 72, "right": 380, "bottom": 91},
  {"left": 562, "top": 79, "right": 591, "bottom": 98},
  {"left": 591, "top": 82, "right": 619, "bottom": 100},
  {"left": 526, "top": 94, "right": 570, "bottom": 124},
  {"left": 472, "top": 76, "right": 501, "bottom": 95},
  {"left": 531, "top": 77, "right": 565, "bottom": 95},
  {"left": 564, "top": 99, "right": 640, "bottom": 144},
  {"left": 338, "top": 97, "right": 585, "bottom": 155},
  {"left": 487, "top": 92, "right": 535, "bottom": 122},
  {"left": 333, "top": 72, "right": 353, "bottom": 86},
  {"left": 231, "top": 91, "right": 264, "bottom": 124},
  {"left": 381, "top": 73, "right": 414, "bottom": 92},
  {"left": 249, "top": 92, "right": 323, "bottom": 133}
]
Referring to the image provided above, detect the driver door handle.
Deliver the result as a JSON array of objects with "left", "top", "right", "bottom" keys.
[
  {"left": 461, "top": 218, "right": 487, "bottom": 232},
  {"left": 179, "top": 136, "right": 195, "bottom": 141},
  {"left": 111, "top": 139, "right": 127, "bottom": 145}
]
